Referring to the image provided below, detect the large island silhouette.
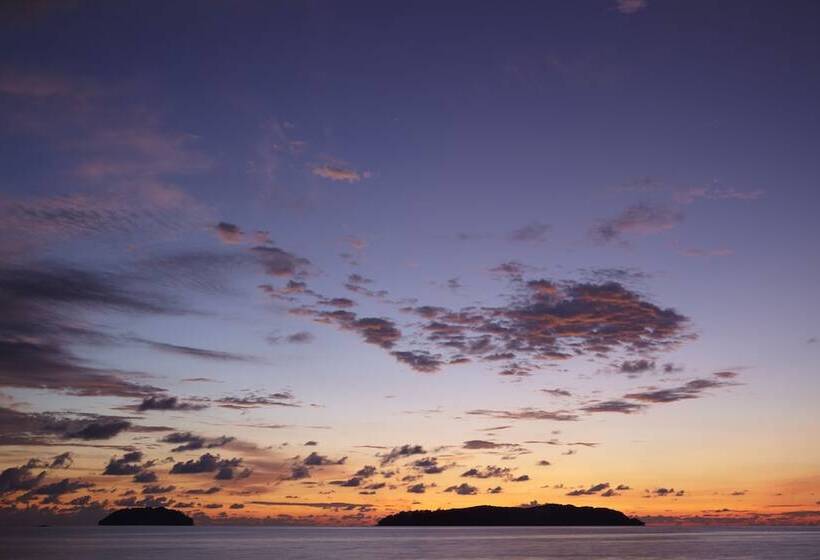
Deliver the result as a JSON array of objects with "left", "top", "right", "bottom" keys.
[
  {"left": 377, "top": 503, "right": 644, "bottom": 526},
  {"left": 99, "top": 507, "right": 194, "bottom": 526}
]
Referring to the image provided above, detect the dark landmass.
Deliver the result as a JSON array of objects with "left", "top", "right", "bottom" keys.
[
  {"left": 377, "top": 503, "right": 644, "bottom": 526},
  {"left": 98, "top": 507, "right": 194, "bottom": 526}
]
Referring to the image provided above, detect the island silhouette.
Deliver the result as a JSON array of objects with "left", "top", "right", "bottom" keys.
[
  {"left": 377, "top": 503, "right": 644, "bottom": 526},
  {"left": 99, "top": 507, "right": 194, "bottom": 526}
]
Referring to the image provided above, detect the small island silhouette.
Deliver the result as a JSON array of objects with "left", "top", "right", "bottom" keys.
[
  {"left": 99, "top": 507, "right": 194, "bottom": 526},
  {"left": 377, "top": 503, "right": 644, "bottom": 526}
]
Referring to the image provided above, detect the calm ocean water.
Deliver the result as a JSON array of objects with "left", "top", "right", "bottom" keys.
[{"left": 2, "top": 526, "right": 819, "bottom": 559}]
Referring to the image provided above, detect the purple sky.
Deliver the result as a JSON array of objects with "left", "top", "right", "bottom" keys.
[{"left": 0, "top": 0, "right": 818, "bottom": 526}]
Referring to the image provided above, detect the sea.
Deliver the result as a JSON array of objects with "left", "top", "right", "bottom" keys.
[{"left": 2, "top": 526, "right": 819, "bottom": 559}]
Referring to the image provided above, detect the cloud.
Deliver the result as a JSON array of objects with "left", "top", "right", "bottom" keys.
[
  {"left": 160, "top": 432, "right": 234, "bottom": 452},
  {"left": 286, "top": 331, "right": 314, "bottom": 344},
  {"left": 0, "top": 185, "right": 207, "bottom": 257},
  {"left": 466, "top": 408, "right": 579, "bottom": 422},
  {"left": 681, "top": 247, "right": 734, "bottom": 257},
  {"left": 380, "top": 278, "right": 691, "bottom": 377},
  {"left": 170, "top": 453, "right": 246, "bottom": 480},
  {"left": 130, "top": 338, "right": 260, "bottom": 363},
  {"left": 135, "top": 396, "right": 208, "bottom": 412},
  {"left": 463, "top": 440, "right": 510, "bottom": 450},
  {"left": 0, "top": 461, "right": 47, "bottom": 494},
  {"left": 445, "top": 483, "right": 478, "bottom": 495},
  {"left": 674, "top": 187, "right": 764, "bottom": 205},
  {"left": 0, "top": 263, "right": 180, "bottom": 397},
  {"left": 411, "top": 457, "right": 446, "bottom": 474},
  {"left": 616, "top": 0, "right": 647, "bottom": 14},
  {"left": 0, "top": 407, "right": 139, "bottom": 445},
  {"left": 624, "top": 376, "right": 737, "bottom": 403},
  {"left": 69, "top": 419, "right": 133, "bottom": 440},
  {"left": 329, "top": 477, "right": 362, "bottom": 487},
  {"left": 508, "top": 222, "right": 551, "bottom": 243},
  {"left": 20, "top": 478, "right": 94, "bottom": 503},
  {"left": 251, "top": 245, "right": 312, "bottom": 278},
  {"left": 618, "top": 359, "right": 656, "bottom": 374},
  {"left": 142, "top": 484, "right": 175, "bottom": 495},
  {"left": 311, "top": 164, "right": 365, "bottom": 183},
  {"left": 133, "top": 470, "right": 158, "bottom": 483},
  {"left": 390, "top": 351, "right": 443, "bottom": 373},
  {"left": 567, "top": 482, "right": 610, "bottom": 496},
  {"left": 592, "top": 203, "right": 682, "bottom": 243},
  {"left": 303, "top": 452, "right": 346, "bottom": 466},
  {"left": 542, "top": 388, "right": 572, "bottom": 397},
  {"left": 208, "top": 391, "right": 299, "bottom": 410},
  {"left": 406, "top": 483, "right": 427, "bottom": 494},
  {"left": 103, "top": 451, "right": 144, "bottom": 475},
  {"left": 380, "top": 444, "right": 426, "bottom": 465},
  {"left": 461, "top": 466, "right": 512, "bottom": 479},
  {"left": 213, "top": 222, "right": 244, "bottom": 244},
  {"left": 582, "top": 400, "right": 646, "bottom": 414},
  {"left": 647, "top": 487, "right": 685, "bottom": 497},
  {"left": 286, "top": 465, "right": 311, "bottom": 480}
]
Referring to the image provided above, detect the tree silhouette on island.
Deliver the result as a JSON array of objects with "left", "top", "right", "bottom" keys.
[
  {"left": 377, "top": 504, "right": 644, "bottom": 526},
  {"left": 99, "top": 507, "right": 194, "bottom": 526}
]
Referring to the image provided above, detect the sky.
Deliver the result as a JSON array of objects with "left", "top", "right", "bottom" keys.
[{"left": 0, "top": 0, "right": 818, "bottom": 526}]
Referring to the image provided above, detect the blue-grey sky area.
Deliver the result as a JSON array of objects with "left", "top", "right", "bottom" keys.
[{"left": 0, "top": 0, "right": 818, "bottom": 526}]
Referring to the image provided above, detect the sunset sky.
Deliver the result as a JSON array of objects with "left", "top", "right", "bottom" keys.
[{"left": 1, "top": 0, "right": 819, "bottom": 526}]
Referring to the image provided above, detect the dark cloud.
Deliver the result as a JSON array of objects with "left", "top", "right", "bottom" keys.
[
  {"left": 20, "top": 478, "right": 94, "bottom": 503},
  {"left": 463, "top": 440, "right": 506, "bottom": 450},
  {"left": 461, "top": 466, "right": 512, "bottom": 479},
  {"left": 618, "top": 359, "right": 655, "bottom": 374},
  {"left": 508, "top": 222, "right": 551, "bottom": 243},
  {"left": 213, "top": 222, "right": 243, "bottom": 244},
  {"left": 142, "top": 484, "right": 175, "bottom": 495},
  {"left": 133, "top": 470, "right": 158, "bottom": 483},
  {"left": 103, "top": 451, "right": 144, "bottom": 475},
  {"left": 380, "top": 444, "right": 426, "bottom": 465},
  {"left": 542, "top": 388, "right": 572, "bottom": 397},
  {"left": 160, "top": 432, "right": 234, "bottom": 452},
  {"left": 170, "top": 453, "right": 245, "bottom": 480},
  {"left": 0, "top": 407, "right": 139, "bottom": 446},
  {"left": 208, "top": 391, "right": 298, "bottom": 410},
  {"left": 582, "top": 400, "right": 646, "bottom": 414},
  {"left": 354, "top": 465, "right": 377, "bottom": 478},
  {"left": 319, "top": 297, "right": 356, "bottom": 308},
  {"left": 0, "top": 461, "right": 47, "bottom": 494},
  {"left": 592, "top": 203, "right": 682, "bottom": 243},
  {"left": 406, "top": 483, "right": 427, "bottom": 494},
  {"left": 250, "top": 245, "right": 311, "bottom": 277},
  {"left": 349, "top": 278, "right": 690, "bottom": 377},
  {"left": 250, "top": 500, "right": 374, "bottom": 512},
  {"left": 624, "top": 376, "right": 737, "bottom": 404},
  {"left": 136, "top": 396, "right": 207, "bottom": 412},
  {"left": 130, "top": 337, "right": 260, "bottom": 363},
  {"left": 48, "top": 452, "right": 73, "bottom": 469},
  {"left": 303, "top": 452, "right": 346, "bottom": 466},
  {"left": 567, "top": 482, "right": 610, "bottom": 496},
  {"left": 445, "top": 483, "right": 478, "bottom": 495},
  {"left": 184, "top": 486, "right": 220, "bottom": 495},
  {"left": 286, "top": 331, "right": 314, "bottom": 344},
  {"left": 390, "top": 351, "right": 443, "bottom": 373},
  {"left": 411, "top": 457, "right": 446, "bottom": 474},
  {"left": 286, "top": 465, "right": 311, "bottom": 480},
  {"left": 329, "top": 477, "right": 362, "bottom": 487},
  {"left": 466, "top": 408, "right": 579, "bottom": 422},
  {"left": 648, "top": 487, "right": 685, "bottom": 497},
  {"left": 0, "top": 263, "right": 179, "bottom": 397}
]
